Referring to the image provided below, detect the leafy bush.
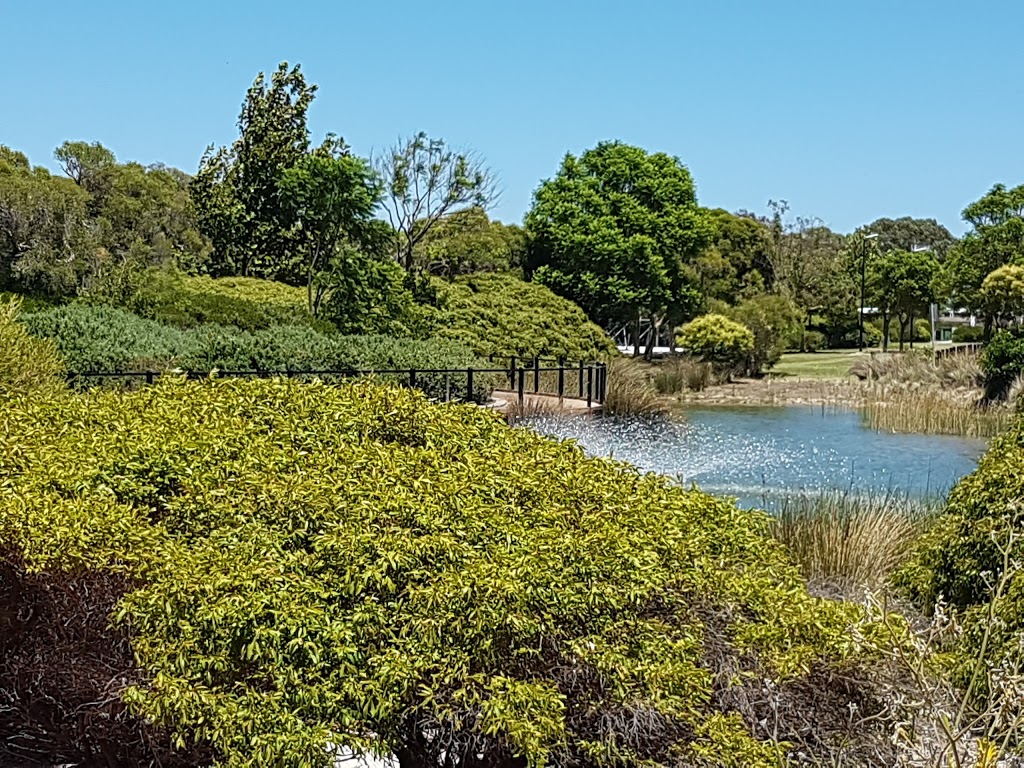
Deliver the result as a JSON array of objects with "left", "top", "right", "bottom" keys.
[
  {"left": 22, "top": 304, "right": 495, "bottom": 402},
  {"left": 952, "top": 324, "right": 985, "bottom": 343},
  {"left": 0, "top": 378, "right": 901, "bottom": 766},
  {"left": 981, "top": 327, "right": 1024, "bottom": 400},
  {"left": 129, "top": 270, "right": 329, "bottom": 332},
  {"left": 726, "top": 294, "right": 801, "bottom": 374},
  {"left": 897, "top": 413, "right": 1024, "bottom": 699},
  {"left": 801, "top": 330, "right": 827, "bottom": 352},
  {"left": 22, "top": 303, "right": 191, "bottom": 372},
  {"left": 419, "top": 273, "right": 616, "bottom": 360},
  {"left": 676, "top": 313, "right": 754, "bottom": 370},
  {"left": 0, "top": 299, "right": 64, "bottom": 395}
]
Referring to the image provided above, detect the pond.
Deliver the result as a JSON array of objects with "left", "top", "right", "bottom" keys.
[{"left": 526, "top": 406, "right": 986, "bottom": 508}]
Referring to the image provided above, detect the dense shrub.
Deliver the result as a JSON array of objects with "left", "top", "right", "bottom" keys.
[
  {"left": 726, "top": 294, "right": 801, "bottom": 374},
  {"left": 897, "top": 414, "right": 1024, "bottom": 698},
  {"left": 676, "top": 313, "right": 754, "bottom": 370},
  {"left": 22, "top": 304, "right": 494, "bottom": 402},
  {"left": 22, "top": 303, "right": 191, "bottom": 372},
  {"left": 0, "top": 379, "right": 899, "bottom": 767},
  {"left": 129, "top": 270, "right": 329, "bottom": 332},
  {"left": 952, "top": 324, "right": 986, "bottom": 343},
  {"left": 0, "top": 299, "right": 65, "bottom": 395},
  {"left": 981, "top": 327, "right": 1024, "bottom": 399},
  {"left": 801, "top": 330, "right": 827, "bottom": 352},
  {"left": 420, "top": 273, "right": 615, "bottom": 360}
]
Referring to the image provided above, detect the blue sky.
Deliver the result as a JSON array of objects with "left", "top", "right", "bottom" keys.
[{"left": 3, "top": 0, "right": 1022, "bottom": 235}]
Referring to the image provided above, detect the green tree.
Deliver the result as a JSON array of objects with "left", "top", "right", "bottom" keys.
[
  {"left": 980, "top": 264, "right": 1024, "bottom": 327},
  {"left": 413, "top": 207, "right": 526, "bottom": 279},
  {"left": 870, "top": 249, "right": 940, "bottom": 351},
  {"left": 54, "top": 141, "right": 210, "bottom": 300},
  {"left": 278, "top": 153, "right": 382, "bottom": 315},
  {"left": 0, "top": 150, "right": 95, "bottom": 297},
  {"left": 942, "top": 183, "right": 1024, "bottom": 337},
  {"left": 526, "top": 142, "right": 712, "bottom": 357},
  {"left": 377, "top": 133, "right": 498, "bottom": 271},
  {"left": 192, "top": 62, "right": 333, "bottom": 282},
  {"left": 693, "top": 209, "right": 774, "bottom": 303},
  {"left": 857, "top": 216, "right": 957, "bottom": 260},
  {"left": 764, "top": 201, "right": 852, "bottom": 349}
]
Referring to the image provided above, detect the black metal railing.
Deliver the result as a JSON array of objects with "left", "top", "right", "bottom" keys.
[{"left": 66, "top": 359, "right": 609, "bottom": 408}]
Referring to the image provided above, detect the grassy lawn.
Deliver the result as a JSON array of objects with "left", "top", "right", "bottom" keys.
[{"left": 771, "top": 351, "right": 869, "bottom": 378}]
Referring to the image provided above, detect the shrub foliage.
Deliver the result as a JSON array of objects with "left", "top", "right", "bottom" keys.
[
  {"left": 676, "top": 313, "right": 754, "bottom": 369},
  {"left": 0, "top": 299, "right": 65, "bottom": 395},
  {"left": 420, "top": 273, "right": 615, "bottom": 360},
  {"left": 0, "top": 379, "right": 894, "bottom": 767},
  {"left": 21, "top": 304, "right": 493, "bottom": 402}
]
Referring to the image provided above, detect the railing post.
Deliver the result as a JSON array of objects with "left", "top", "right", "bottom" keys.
[
  {"left": 578, "top": 361, "right": 585, "bottom": 398},
  {"left": 409, "top": 369, "right": 417, "bottom": 389},
  {"left": 445, "top": 372, "right": 451, "bottom": 402},
  {"left": 600, "top": 363, "right": 607, "bottom": 403},
  {"left": 557, "top": 357, "right": 565, "bottom": 399},
  {"left": 518, "top": 366, "right": 525, "bottom": 406},
  {"left": 533, "top": 357, "right": 540, "bottom": 393},
  {"left": 586, "top": 364, "right": 594, "bottom": 408},
  {"left": 146, "top": 371, "right": 154, "bottom": 386},
  {"left": 466, "top": 368, "right": 474, "bottom": 403},
  {"left": 509, "top": 356, "right": 516, "bottom": 389}
]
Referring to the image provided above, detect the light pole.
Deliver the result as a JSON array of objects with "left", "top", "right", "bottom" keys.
[
  {"left": 911, "top": 244, "right": 936, "bottom": 357},
  {"left": 858, "top": 233, "right": 879, "bottom": 352}
]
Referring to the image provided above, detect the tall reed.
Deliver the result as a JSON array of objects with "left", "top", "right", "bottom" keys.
[
  {"left": 770, "top": 490, "right": 937, "bottom": 594},
  {"left": 861, "top": 390, "right": 1012, "bottom": 438},
  {"left": 602, "top": 357, "right": 666, "bottom": 417}
]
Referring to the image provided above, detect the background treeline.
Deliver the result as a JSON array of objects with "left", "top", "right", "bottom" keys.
[{"left": 4, "top": 61, "right": 1024, "bottom": 390}]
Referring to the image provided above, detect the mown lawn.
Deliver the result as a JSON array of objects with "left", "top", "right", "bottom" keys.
[{"left": 771, "top": 351, "right": 869, "bottom": 378}]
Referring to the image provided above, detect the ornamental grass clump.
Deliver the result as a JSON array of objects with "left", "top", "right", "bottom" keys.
[{"left": 2, "top": 378, "right": 909, "bottom": 767}]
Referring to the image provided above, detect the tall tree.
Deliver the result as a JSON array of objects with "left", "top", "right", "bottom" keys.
[
  {"left": 857, "top": 216, "right": 957, "bottom": 260},
  {"left": 278, "top": 153, "right": 381, "bottom": 315},
  {"left": 764, "top": 201, "right": 852, "bottom": 348},
  {"left": 942, "top": 183, "right": 1024, "bottom": 338},
  {"left": 870, "top": 248, "right": 940, "bottom": 351},
  {"left": 0, "top": 149, "right": 95, "bottom": 296},
  {"left": 693, "top": 209, "right": 774, "bottom": 303},
  {"left": 526, "top": 141, "right": 712, "bottom": 356},
  {"left": 192, "top": 62, "right": 333, "bottom": 282},
  {"left": 55, "top": 141, "right": 209, "bottom": 297},
  {"left": 376, "top": 133, "right": 498, "bottom": 271},
  {"left": 980, "top": 264, "right": 1024, "bottom": 327},
  {"left": 413, "top": 207, "right": 526, "bottom": 279}
]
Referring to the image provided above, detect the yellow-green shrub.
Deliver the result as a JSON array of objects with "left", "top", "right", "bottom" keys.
[
  {"left": 676, "top": 313, "right": 755, "bottom": 369},
  {"left": 0, "top": 298, "right": 64, "bottom": 395},
  {"left": 1, "top": 380, "right": 897, "bottom": 767},
  {"left": 419, "top": 273, "right": 616, "bottom": 360},
  {"left": 129, "top": 270, "right": 330, "bottom": 332}
]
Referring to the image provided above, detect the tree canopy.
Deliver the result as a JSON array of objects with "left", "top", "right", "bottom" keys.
[{"left": 526, "top": 141, "right": 712, "bottom": 348}]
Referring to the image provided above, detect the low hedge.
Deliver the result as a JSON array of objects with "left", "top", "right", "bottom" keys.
[
  {"left": 128, "top": 271, "right": 331, "bottom": 332},
  {"left": 419, "top": 273, "right": 616, "bottom": 360},
  {"left": 21, "top": 304, "right": 495, "bottom": 403},
  {"left": 1, "top": 379, "right": 897, "bottom": 767}
]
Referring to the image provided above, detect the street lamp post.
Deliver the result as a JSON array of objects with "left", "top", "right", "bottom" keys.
[{"left": 858, "top": 233, "right": 879, "bottom": 352}]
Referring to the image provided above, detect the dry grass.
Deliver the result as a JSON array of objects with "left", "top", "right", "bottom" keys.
[
  {"left": 602, "top": 357, "right": 667, "bottom": 417},
  {"left": 850, "top": 349, "right": 983, "bottom": 389},
  {"left": 770, "top": 491, "right": 937, "bottom": 594},
  {"left": 652, "top": 357, "right": 714, "bottom": 394},
  {"left": 862, "top": 389, "right": 1012, "bottom": 439}
]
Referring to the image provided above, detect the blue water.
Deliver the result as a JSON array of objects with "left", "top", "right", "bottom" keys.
[{"left": 527, "top": 406, "right": 985, "bottom": 508}]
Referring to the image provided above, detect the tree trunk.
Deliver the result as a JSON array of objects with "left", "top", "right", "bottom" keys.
[
  {"left": 882, "top": 313, "right": 890, "bottom": 353},
  {"left": 909, "top": 309, "right": 915, "bottom": 349},
  {"left": 633, "top": 313, "right": 642, "bottom": 358}
]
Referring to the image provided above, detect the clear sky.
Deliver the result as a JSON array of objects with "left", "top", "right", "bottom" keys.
[{"left": 3, "top": 0, "right": 1022, "bottom": 235}]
